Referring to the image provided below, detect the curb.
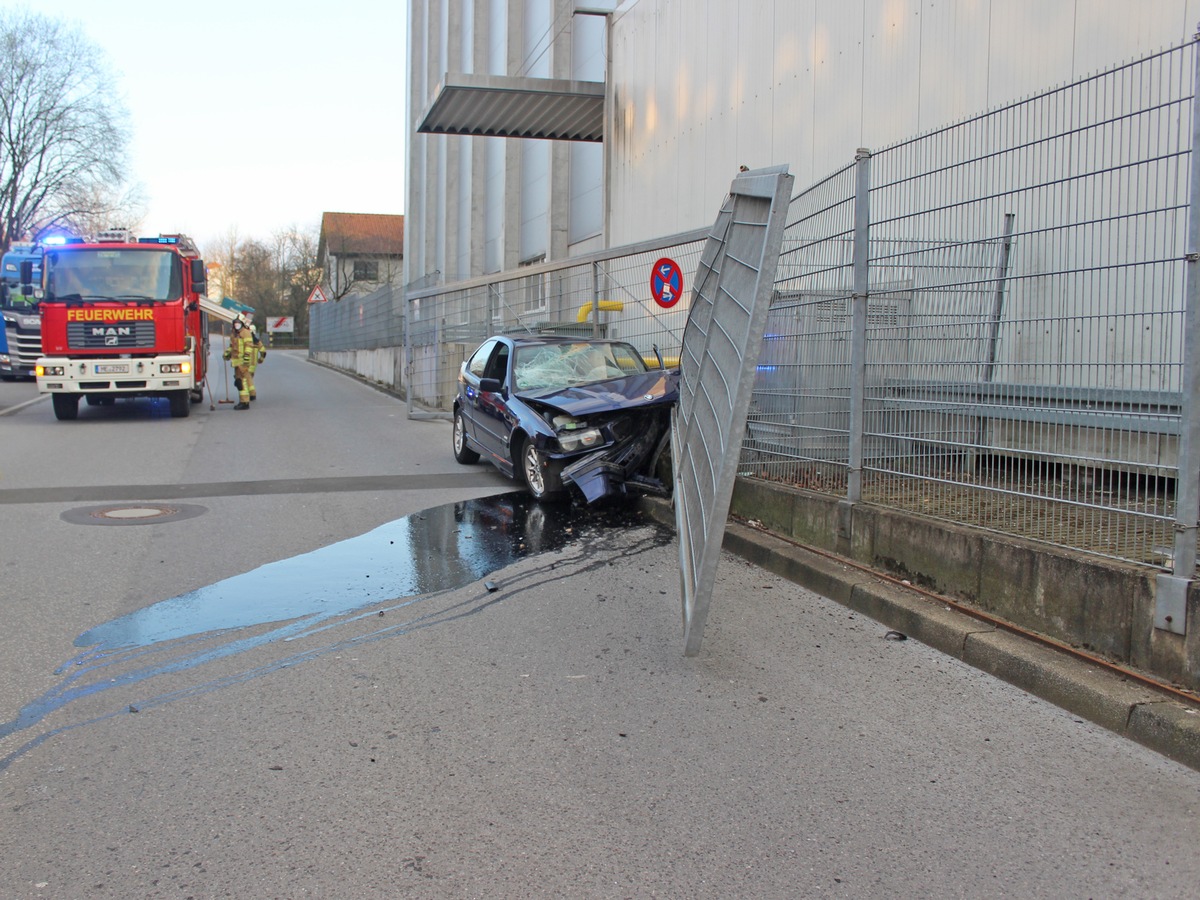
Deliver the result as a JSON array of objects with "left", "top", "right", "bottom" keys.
[{"left": 639, "top": 498, "right": 1200, "bottom": 772}]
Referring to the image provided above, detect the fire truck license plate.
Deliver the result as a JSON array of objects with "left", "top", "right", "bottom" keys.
[{"left": 95, "top": 364, "right": 129, "bottom": 374}]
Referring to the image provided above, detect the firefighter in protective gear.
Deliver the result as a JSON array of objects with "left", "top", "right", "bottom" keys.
[
  {"left": 247, "top": 322, "right": 266, "bottom": 400},
  {"left": 223, "top": 316, "right": 255, "bottom": 409}
]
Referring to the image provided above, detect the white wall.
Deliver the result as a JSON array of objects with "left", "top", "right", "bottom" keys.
[{"left": 606, "top": 0, "right": 1200, "bottom": 245}]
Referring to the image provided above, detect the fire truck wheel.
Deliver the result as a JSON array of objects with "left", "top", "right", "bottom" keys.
[
  {"left": 168, "top": 390, "right": 191, "bottom": 418},
  {"left": 52, "top": 394, "right": 79, "bottom": 421}
]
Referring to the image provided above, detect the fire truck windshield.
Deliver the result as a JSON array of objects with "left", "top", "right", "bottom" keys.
[{"left": 44, "top": 248, "right": 182, "bottom": 303}]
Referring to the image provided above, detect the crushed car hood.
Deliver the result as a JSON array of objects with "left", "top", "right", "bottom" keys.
[{"left": 515, "top": 370, "right": 678, "bottom": 417}]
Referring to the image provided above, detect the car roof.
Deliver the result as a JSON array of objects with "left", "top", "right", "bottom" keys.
[{"left": 498, "top": 333, "right": 628, "bottom": 346}]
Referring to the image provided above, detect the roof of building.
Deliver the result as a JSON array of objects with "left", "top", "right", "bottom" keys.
[{"left": 318, "top": 212, "right": 404, "bottom": 260}]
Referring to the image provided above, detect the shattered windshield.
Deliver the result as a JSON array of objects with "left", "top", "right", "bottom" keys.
[
  {"left": 512, "top": 341, "right": 649, "bottom": 392},
  {"left": 44, "top": 248, "right": 181, "bottom": 302}
]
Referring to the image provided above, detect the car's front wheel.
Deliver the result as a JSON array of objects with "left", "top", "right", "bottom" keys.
[
  {"left": 520, "top": 439, "right": 564, "bottom": 500},
  {"left": 453, "top": 408, "right": 480, "bottom": 463}
]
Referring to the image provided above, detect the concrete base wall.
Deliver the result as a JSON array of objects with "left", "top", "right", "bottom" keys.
[
  {"left": 730, "top": 477, "right": 1200, "bottom": 690},
  {"left": 310, "top": 348, "right": 404, "bottom": 393}
]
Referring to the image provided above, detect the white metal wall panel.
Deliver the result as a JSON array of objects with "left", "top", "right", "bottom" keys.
[
  {"left": 607, "top": 0, "right": 1200, "bottom": 249},
  {"left": 488, "top": 0, "right": 507, "bottom": 75},
  {"left": 569, "top": 10, "right": 605, "bottom": 244},
  {"left": 522, "top": 0, "right": 551, "bottom": 77},
  {"left": 568, "top": 143, "right": 603, "bottom": 244},
  {"left": 520, "top": 140, "right": 550, "bottom": 260},
  {"left": 456, "top": 139, "right": 472, "bottom": 279},
  {"left": 485, "top": 136, "right": 505, "bottom": 273}
]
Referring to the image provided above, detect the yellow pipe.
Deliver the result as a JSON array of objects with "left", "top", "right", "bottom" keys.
[
  {"left": 576, "top": 299, "right": 624, "bottom": 322},
  {"left": 575, "top": 300, "right": 677, "bottom": 367}
]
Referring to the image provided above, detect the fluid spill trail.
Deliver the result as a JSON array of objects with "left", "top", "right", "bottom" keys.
[{"left": 0, "top": 493, "right": 670, "bottom": 771}]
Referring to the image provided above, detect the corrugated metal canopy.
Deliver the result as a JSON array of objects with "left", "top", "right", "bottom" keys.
[{"left": 417, "top": 73, "right": 604, "bottom": 143}]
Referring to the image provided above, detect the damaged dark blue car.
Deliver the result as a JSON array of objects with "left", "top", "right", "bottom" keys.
[{"left": 452, "top": 334, "right": 678, "bottom": 502}]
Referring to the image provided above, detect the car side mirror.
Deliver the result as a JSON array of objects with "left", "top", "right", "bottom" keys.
[{"left": 479, "top": 377, "right": 505, "bottom": 396}]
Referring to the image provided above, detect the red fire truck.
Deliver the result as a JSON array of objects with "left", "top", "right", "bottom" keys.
[{"left": 34, "top": 231, "right": 234, "bottom": 420}]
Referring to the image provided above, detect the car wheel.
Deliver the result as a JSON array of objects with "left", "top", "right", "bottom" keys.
[
  {"left": 520, "top": 439, "right": 564, "bottom": 500},
  {"left": 453, "top": 408, "right": 480, "bottom": 463}
]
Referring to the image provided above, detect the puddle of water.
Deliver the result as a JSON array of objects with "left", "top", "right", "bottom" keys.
[
  {"left": 0, "top": 492, "right": 665, "bottom": 768},
  {"left": 75, "top": 491, "right": 642, "bottom": 652}
]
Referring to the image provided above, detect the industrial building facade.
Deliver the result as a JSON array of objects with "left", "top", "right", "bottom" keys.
[{"left": 405, "top": 0, "right": 1200, "bottom": 284}]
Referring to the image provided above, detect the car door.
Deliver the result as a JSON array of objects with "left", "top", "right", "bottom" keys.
[
  {"left": 467, "top": 340, "right": 516, "bottom": 468},
  {"left": 459, "top": 338, "right": 498, "bottom": 449}
]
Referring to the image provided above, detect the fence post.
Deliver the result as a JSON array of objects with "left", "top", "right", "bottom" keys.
[
  {"left": 846, "top": 148, "right": 872, "bottom": 505},
  {"left": 404, "top": 291, "right": 414, "bottom": 417},
  {"left": 592, "top": 261, "right": 601, "bottom": 338},
  {"left": 1157, "top": 38, "right": 1200, "bottom": 635},
  {"left": 970, "top": 212, "right": 1018, "bottom": 470}
]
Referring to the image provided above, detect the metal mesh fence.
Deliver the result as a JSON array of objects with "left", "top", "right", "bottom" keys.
[
  {"left": 742, "top": 41, "right": 1199, "bottom": 569},
  {"left": 310, "top": 283, "right": 404, "bottom": 351},
  {"left": 402, "top": 231, "right": 708, "bottom": 417},
  {"left": 747, "top": 163, "right": 861, "bottom": 493}
]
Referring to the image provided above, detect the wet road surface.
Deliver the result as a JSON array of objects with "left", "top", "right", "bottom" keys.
[
  {"left": 3, "top": 353, "right": 1199, "bottom": 898},
  {"left": 0, "top": 494, "right": 666, "bottom": 771}
]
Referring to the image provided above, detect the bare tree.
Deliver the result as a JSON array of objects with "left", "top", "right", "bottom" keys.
[
  {"left": 275, "top": 225, "right": 321, "bottom": 328},
  {"left": 201, "top": 226, "right": 320, "bottom": 339},
  {"left": 232, "top": 239, "right": 277, "bottom": 320},
  {"left": 59, "top": 179, "right": 147, "bottom": 240},
  {"left": 0, "top": 10, "right": 131, "bottom": 251}
]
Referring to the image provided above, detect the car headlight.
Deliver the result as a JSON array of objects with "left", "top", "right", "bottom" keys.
[{"left": 557, "top": 427, "right": 603, "bottom": 452}]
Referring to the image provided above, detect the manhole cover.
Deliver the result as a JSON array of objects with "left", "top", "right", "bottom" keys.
[{"left": 61, "top": 503, "right": 208, "bottom": 526}]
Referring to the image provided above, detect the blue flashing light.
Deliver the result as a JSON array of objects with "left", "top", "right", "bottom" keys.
[
  {"left": 41, "top": 235, "right": 67, "bottom": 246},
  {"left": 138, "top": 236, "right": 179, "bottom": 245}
]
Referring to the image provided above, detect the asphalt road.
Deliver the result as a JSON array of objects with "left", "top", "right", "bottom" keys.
[{"left": 1, "top": 349, "right": 1199, "bottom": 898}]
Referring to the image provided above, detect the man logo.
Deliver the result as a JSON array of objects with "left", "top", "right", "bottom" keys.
[
  {"left": 90, "top": 326, "right": 132, "bottom": 337},
  {"left": 105, "top": 335, "right": 119, "bottom": 346}
]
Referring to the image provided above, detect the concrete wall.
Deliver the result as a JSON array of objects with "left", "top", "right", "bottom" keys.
[
  {"left": 729, "top": 477, "right": 1200, "bottom": 690},
  {"left": 310, "top": 348, "right": 406, "bottom": 395}
]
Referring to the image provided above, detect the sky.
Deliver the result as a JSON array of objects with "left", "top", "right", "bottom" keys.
[{"left": 25, "top": 1, "right": 408, "bottom": 254}]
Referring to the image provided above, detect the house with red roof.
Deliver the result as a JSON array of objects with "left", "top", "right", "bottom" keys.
[{"left": 317, "top": 212, "right": 404, "bottom": 299}]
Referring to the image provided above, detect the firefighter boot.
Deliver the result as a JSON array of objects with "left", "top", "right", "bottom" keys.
[{"left": 234, "top": 402, "right": 250, "bottom": 410}]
